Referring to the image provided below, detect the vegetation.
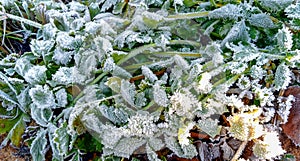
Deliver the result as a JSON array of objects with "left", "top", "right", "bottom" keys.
[{"left": 0, "top": 0, "right": 300, "bottom": 160}]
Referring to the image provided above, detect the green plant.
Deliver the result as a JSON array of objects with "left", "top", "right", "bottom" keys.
[{"left": 0, "top": 0, "right": 300, "bottom": 160}]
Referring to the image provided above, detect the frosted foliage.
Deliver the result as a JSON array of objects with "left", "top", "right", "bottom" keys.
[
  {"left": 165, "top": 136, "right": 197, "bottom": 159},
  {"left": 274, "top": 63, "right": 291, "bottom": 90},
  {"left": 141, "top": 66, "right": 158, "bottom": 83},
  {"left": 103, "top": 57, "right": 116, "bottom": 72},
  {"left": 55, "top": 89, "right": 68, "bottom": 108},
  {"left": 198, "top": 118, "right": 221, "bottom": 138},
  {"left": 204, "top": 42, "right": 223, "bottom": 66},
  {"left": 98, "top": 104, "right": 129, "bottom": 124},
  {"left": 112, "top": 137, "right": 146, "bottom": 158},
  {"left": 208, "top": 4, "right": 243, "bottom": 20},
  {"left": 56, "top": 32, "right": 77, "bottom": 50},
  {"left": 260, "top": 0, "right": 293, "bottom": 11},
  {"left": 24, "top": 65, "right": 47, "bottom": 84},
  {"left": 53, "top": 48, "right": 74, "bottom": 65},
  {"left": 196, "top": 72, "right": 213, "bottom": 94},
  {"left": 277, "top": 95, "right": 294, "bottom": 124},
  {"left": 170, "top": 88, "right": 199, "bottom": 119},
  {"left": 174, "top": 55, "right": 189, "bottom": 71},
  {"left": 236, "top": 75, "right": 251, "bottom": 90},
  {"left": 221, "top": 20, "right": 249, "bottom": 46},
  {"left": 250, "top": 65, "right": 266, "bottom": 79},
  {"left": 30, "top": 129, "right": 47, "bottom": 161},
  {"left": 276, "top": 26, "right": 293, "bottom": 50},
  {"left": 146, "top": 144, "right": 161, "bottom": 161},
  {"left": 120, "top": 80, "right": 136, "bottom": 107},
  {"left": 29, "top": 85, "right": 56, "bottom": 109},
  {"left": 30, "top": 40, "right": 54, "bottom": 57},
  {"left": 253, "top": 86, "right": 275, "bottom": 106},
  {"left": 248, "top": 14, "right": 275, "bottom": 28},
  {"left": 126, "top": 111, "right": 158, "bottom": 137},
  {"left": 178, "top": 122, "right": 195, "bottom": 145},
  {"left": 153, "top": 83, "right": 169, "bottom": 107},
  {"left": 253, "top": 132, "right": 285, "bottom": 160},
  {"left": 52, "top": 67, "right": 74, "bottom": 85},
  {"left": 285, "top": 3, "right": 300, "bottom": 19}
]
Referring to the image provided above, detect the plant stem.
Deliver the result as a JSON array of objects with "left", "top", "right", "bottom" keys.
[
  {"left": 0, "top": 12, "right": 43, "bottom": 28},
  {"left": 166, "top": 11, "right": 209, "bottom": 20},
  {"left": 117, "top": 40, "right": 201, "bottom": 66},
  {"left": 151, "top": 51, "right": 201, "bottom": 58},
  {"left": 231, "top": 140, "right": 248, "bottom": 161}
]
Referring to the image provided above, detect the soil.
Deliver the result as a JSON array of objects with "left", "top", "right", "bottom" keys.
[{"left": 0, "top": 135, "right": 30, "bottom": 161}]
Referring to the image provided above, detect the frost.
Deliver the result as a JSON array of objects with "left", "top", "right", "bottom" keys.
[
  {"left": 274, "top": 63, "right": 292, "bottom": 90},
  {"left": 165, "top": 136, "right": 197, "bottom": 159},
  {"left": 248, "top": 13, "right": 276, "bottom": 28},
  {"left": 221, "top": 20, "right": 249, "bottom": 47},
  {"left": 197, "top": 118, "right": 221, "bottom": 138},
  {"left": 178, "top": 122, "right": 195, "bottom": 145},
  {"left": 276, "top": 26, "right": 293, "bottom": 50},
  {"left": 55, "top": 88, "right": 68, "bottom": 108},
  {"left": 24, "top": 65, "right": 47, "bottom": 85},
  {"left": 208, "top": 4, "right": 243, "bottom": 20},
  {"left": 30, "top": 129, "right": 47, "bottom": 161},
  {"left": 141, "top": 66, "right": 158, "bottom": 83},
  {"left": 196, "top": 72, "right": 213, "bottom": 94},
  {"left": 153, "top": 82, "right": 169, "bottom": 107},
  {"left": 260, "top": 0, "right": 293, "bottom": 11},
  {"left": 277, "top": 95, "right": 294, "bottom": 124},
  {"left": 29, "top": 85, "right": 56, "bottom": 109},
  {"left": 253, "top": 132, "right": 285, "bottom": 160},
  {"left": 120, "top": 80, "right": 137, "bottom": 107}
]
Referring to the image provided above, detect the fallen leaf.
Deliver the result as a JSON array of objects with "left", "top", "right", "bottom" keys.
[{"left": 282, "top": 86, "right": 300, "bottom": 146}]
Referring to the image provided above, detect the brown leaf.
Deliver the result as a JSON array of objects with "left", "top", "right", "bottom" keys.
[{"left": 282, "top": 86, "right": 300, "bottom": 146}]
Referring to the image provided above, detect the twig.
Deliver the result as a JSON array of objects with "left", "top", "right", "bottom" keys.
[{"left": 231, "top": 140, "right": 248, "bottom": 161}]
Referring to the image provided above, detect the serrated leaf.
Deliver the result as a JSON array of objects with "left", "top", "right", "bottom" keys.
[
  {"left": 153, "top": 83, "right": 169, "bottom": 107},
  {"left": 106, "top": 77, "right": 122, "bottom": 93},
  {"left": 165, "top": 136, "right": 197, "bottom": 159},
  {"left": 29, "top": 85, "right": 56, "bottom": 109},
  {"left": 221, "top": 20, "right": 249, "bottom": 47},
  {"left": 55, "top": 88, "right": 68, "bottom": 108},
  {"left": 274, "top": 63, "right": 292, "bottom": 90},
  {"left": 30, "top": 104, "right": 53, "bottom": 127},
  {"left": 197, "top": 118, "right": 221, "bottom": 138},
  {"left": 14, "top": 55, "right": 35, "bottom": 77},
  {"left": 260, "top": 0, "right": 293, "bottom": 11},
  {"left": 30, "top": 129, "right": 47, "bottom": 161},
  {"left": 24, "top": 65, "right": 47, "bottom": 85},
  {"left": 208, "top": 4, "right": 243, "bottom": 20},
  {"left": 53, "top": 122, "right": 70, "bottom": 157},
  {"left": 97, "top": 104, "right": 129, "bottom": 124},
  {"left": 248, "top": 13, "right": 276, "bottom": 29},
  {"left": 0, "top": 114, "right": 26, "bottom": 148},
  {"left": 120, "top": 80, "right": 136, "bottom": 107}
]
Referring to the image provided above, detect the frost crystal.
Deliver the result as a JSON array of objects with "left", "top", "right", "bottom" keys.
[
  {"left": 276, "top": 26, "right": 293, "bottom": 50},
  {"left": 170, "top": 88, "right": 199, "bottom": 119},
  {"left": 24, "top": 65, "right": 47, "bottom": 85},
  {"left": 196, "top": 72, "right": 213, "bottom": 93},
  {"left": 29, "top": 85, "right": 56, "bottom": 109},
  {"left": 274, "top": 63, "right": 292, "bottom": 90},
  {"left": 253, "top": 132, "right": 285, "bottom": 160},
  {"left": 208, "top": 4, "right": 243, "bottom": 20},
  {"left": 277, "top": 95, "right": 294, "bottom": 124},
  {"left": 126, "top": 111, "right": 158, "bottom": 137},
  {"left": 236, "top": 75, "right": 251, "bottom": 90}
]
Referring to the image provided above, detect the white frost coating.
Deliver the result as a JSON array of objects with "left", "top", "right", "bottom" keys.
[
  {"left": 29, "top": 85, "right": 56, "bottom": 109},
  {"left": 196, "top": 72, "right": 213, "bottom": 94}
]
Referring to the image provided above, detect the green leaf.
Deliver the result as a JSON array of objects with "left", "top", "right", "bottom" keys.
[
  {"left": 53, "top": 122, "right": 70, "bottom": 157},
  {"left": 197, "top": 118, "right": 221, "bottom": 138},
  {"left": 106, "top": 77, "right": 122, "bottom": 93},
  {"left": 274, "top": 63, "right": 292, "bottom": 90},
  {"left": 29, "top": 85, "right": 56, "bottom": 109},
  {"left": 30, "top": 129, "right": 47, "bottom": 161},
  {"left": 0, "top": 114, "right": 26, "bottom": 148},
  {"left": 120, "top": 80, "right": 136, "bottom": 107},
  {"left": 24, "top": 65, "right": 47, "bottom": 85},
  {"left": 30, "top": 104, "right": 53, "bottom": 127}
]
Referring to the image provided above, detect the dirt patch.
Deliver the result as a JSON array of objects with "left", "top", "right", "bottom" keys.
[{"left": 0, "top": 135, "right": 30, "bottom": 161}]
